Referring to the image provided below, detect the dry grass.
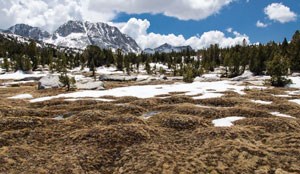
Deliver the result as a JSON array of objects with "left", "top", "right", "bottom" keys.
[{"left": 0, "top": 82, "right": 300, "bottom": 173}]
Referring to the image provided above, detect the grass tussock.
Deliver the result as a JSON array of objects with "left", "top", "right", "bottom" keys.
[
  {"left": 148, "top": 113, "right": 210, "bottom": 130},
  {"left": 235, "top": 117, "right": 300, "bottom": 133},
  {"left": 0, "top": 82, "right": 300, "bottom": 173}
]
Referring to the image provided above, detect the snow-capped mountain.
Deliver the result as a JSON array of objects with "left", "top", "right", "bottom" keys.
[
  {"left": 3, "top": 24, "right": 51, "bottom": 41},
  {"left": 2, "top": 21, "right": 141, "bottom": 53},
  {"left": 144, "top": 43, "right": 193, "bottom": 54},
  {"left": 47, "top": 20, "right": 141, "bottom": 52}
]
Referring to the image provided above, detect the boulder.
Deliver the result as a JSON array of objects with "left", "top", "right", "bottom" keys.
[
  {"left": 168, "top": 76, "right": 183, "bottom": 81},
  {"left": 76, "top": 80, "right": 104, "bottom": 90},
  {"left": 230, "top": 71, "right": 254, "bottom": 81},
  {"left": 38, "top": 75, "right": 62, "bottom": 90},
  {"left": 194, "top": 74, "right": 221, "bottom": 82},
  {"left": 99, "top": 74, "right": 137, "bottom": 81},
  {"left": 159, "top": 75, "right": 168, "bottom": 80}
]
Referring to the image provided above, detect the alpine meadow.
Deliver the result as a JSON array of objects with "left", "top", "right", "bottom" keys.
[{"left": 0, "top": 0, "right": 300, "bottom": 173}]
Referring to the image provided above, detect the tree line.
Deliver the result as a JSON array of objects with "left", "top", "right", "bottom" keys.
[{"left": 1, "top": 30, "right": 300, "bottom": 86}]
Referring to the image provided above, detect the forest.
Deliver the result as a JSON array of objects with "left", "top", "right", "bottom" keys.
[{"left": 1, "top": 30, "right": 300, "bottom": 87}]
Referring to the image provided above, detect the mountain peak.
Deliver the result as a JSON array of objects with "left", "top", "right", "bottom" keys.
[
  {"left": 3, "top": 21, "right": 142, "bottom": 53},
  {"left": 49, "top": 20, "right": 141, "bottom": 52},
  {"left": 3, "top": 23, "right": 50, "bottom": 41},
  {"left": 144, "top": 43, "right": 193, "bottom": 54}
]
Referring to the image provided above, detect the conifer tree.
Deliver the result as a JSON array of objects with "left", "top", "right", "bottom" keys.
[
  {"left": 2, "top": 57, "right": 10, "bottom": 72},
  {"left": 183, "top": 63, "right": 194, "bottom": 83},
  {"left": 116, "top": 49, "right": 124, "bottom": 71},
  {"left": 289, "top": 31, "right": 300, "bottom": 71},
  {"left": 28, "top": 41, "right": 38, "bottom": 70},
  {"left": 267, "top": 53, "right": 291, "bottom": 87}
]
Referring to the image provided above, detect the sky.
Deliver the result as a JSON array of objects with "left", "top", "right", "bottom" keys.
[{"left": 0, "top": 0, "right": 299, "bottom": 49}]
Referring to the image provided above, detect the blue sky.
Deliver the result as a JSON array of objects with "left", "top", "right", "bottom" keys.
[{"left": 113, "top": 0, "right": 299, "bottom": 45}]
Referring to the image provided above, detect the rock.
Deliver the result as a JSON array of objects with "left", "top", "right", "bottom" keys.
[
  {"left": 136, "top": 75, "right": 150, "bottom": 82},
  {"left": 291, "top": 72, "right": 300, "bottom": 77},
  {"left": 168, "top": 76, "right": 183, "bottom": 81},
  {"left": 16, "top": 76, "right": 43, "bottom": 82},
  {"left": 194, "top": 74, "right": 220, "bottom": 82},
  {"left": 38, "top": 75, "right": 63, "bottom": 90},
  {"left": 159, "top": 75, "right": 168, "bottom": 80},
  {"left": 99, "top": 74, "right": 137, "bottom": 81},
  {"left": 231, "top": 71, "right": 254, "bottom": 81},
  {"left": 76, "top": 80, "right": 104, "bottom": 90},
  {"left": 36, "top": 65, "right": 44, "bottom": 71}
]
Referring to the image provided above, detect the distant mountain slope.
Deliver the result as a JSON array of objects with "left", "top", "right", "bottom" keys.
[
  {"left": 2, "top": 21, "right": 141, "bottom": 53},
  {"left": 3, "top": 24, "right": 51, "bottom": 41},
  {"left": 144, "top": 43, "right": 193, "bottom": 54}
]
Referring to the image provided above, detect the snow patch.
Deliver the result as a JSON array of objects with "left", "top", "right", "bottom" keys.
[
  {"left": 192, "top": 93, "right": 224, "bottom": 99},
  {"left": 29, "top": 80, "right": 263, "bottom": 103},
  {"left": 212, "top": 117, "right": 245, "bottom": 127},
  {"left": 289, "top": 99, "right": 300, "bottom": 105},
  {"left": 0, "top": 70, "right": 47, "bottom": 80},
  {"left": 8, "top": 94, "right": 33, "bottom": 99},
  {"left": 250, "top": 100, "right": 272, "bottom": 105},
  {"left": 270, "top": 112, "right": 295, "bottom": 118}
]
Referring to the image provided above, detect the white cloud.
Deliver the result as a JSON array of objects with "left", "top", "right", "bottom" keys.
[
  {"left": 1, "top": 0, "right": 84, "bottom": 32},
  {"left": 226, "top": 27, "right": 233, "bottom": 33},
  {"left": 256, "top": 20, "right": 268, "bottom": 28},
  {"left": 118, "top": 18, "right": 250, "bottom": 50},
  {"left": 264, "top": 3, "right": 297, "bottom": 23},
  {"left": 87, "top": 0, "right": 234, "bottom": 21},
  {"left": 0, "top": 0, "right": 235, "bottom": 31}
]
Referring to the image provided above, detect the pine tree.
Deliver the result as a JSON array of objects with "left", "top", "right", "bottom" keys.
[
  {"left": 27, "top": 41, "right": 38, "bottom": 70},
  {"left": 183, "top": 63, "right": 194, "bottom": 83},
  {"left": 267, "top": 53, "right": 291, "bottom": 87},
  {"left": 145, "top": 57, "right": 151, "bottom": 74},
  {"left": 2, "top": 57, "right": 10, "bottom": 72},
  {"left": 116, "top": 49, "right": 124, "bottom": 71},
  {"left": 289, "top": 31, "right": 300, "bottom": 71},
  {"left": 59, "top": 73, "right": 76, "bottom": 91},
  {"left": 124, "top": 54, "right": 131, "bottom": 75}
]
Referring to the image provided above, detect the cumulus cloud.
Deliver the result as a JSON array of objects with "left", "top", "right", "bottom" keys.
[
  {"left": 264, "top": 3, "right": 297, "bottom": 23},
  {"left": 0, "top": 0, "right": 235, "bottom": 31},
  {"left": 118, "top": 18, "right": 250, "bottom": 50},
  {"left": 88, "top": 0, "right": 233, "bottom": 21},
  {"left": 1, "top": 0, "right": 84, "bottom": 32},
  {"left": 256, "top": 20, "right": 268, "bottom": 28}
]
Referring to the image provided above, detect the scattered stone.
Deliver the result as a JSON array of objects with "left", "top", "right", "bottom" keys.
[
  {"left": 194, "top": 74, "right": 220, "bottom": 82},
  {"left": 99, "top": 74, "right": 137, "bottom": 81},
  {"left": 76, "top": 80, "right": 105, "bottom": 90},
  {"left": 231, "top": 71, "right": 254, "bottom": 81},
  {"left": 38, "top": 75, "right": 62, "bottom": 90}
]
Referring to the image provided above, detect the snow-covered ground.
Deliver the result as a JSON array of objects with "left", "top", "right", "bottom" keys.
[
  {"left": 270, "top": 112, "right": 295, "bottom": 118},
  {"left": 8, "top": 94, "right": 33, "bottom": 99},
  {"left": 192, "top": 93, "right": 224, "bottom": 99},
  {"left": 0, "top": 70, "right": 48, "bottom": 80},
  {"left": 64, "top": 98, "right": 115, "bottom": 102},
  {"left": 289, "top": 77, "right": 300, "bottom": 88},
  {"left": 212, "top": 117, "right": 245, "bottom": 127},
  {"left": 29, "top": 80, "right": 266, "bottom": 103},
  {"left": 289, "top": 99, "right": 300, "bottom": 105},
  {"left": 251, "top": 100, "right": 272, "bottom": 105}
]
